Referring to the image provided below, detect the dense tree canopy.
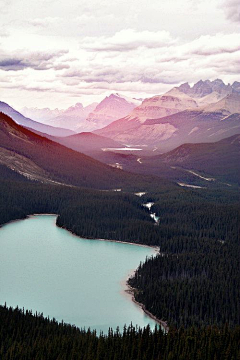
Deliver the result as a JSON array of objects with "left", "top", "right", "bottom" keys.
[
  {"left": 1, "top": 305, "right": 240, "bottom": 360},
  {"left": 0, "top": 164, "right": 239, "bottom": 357}
]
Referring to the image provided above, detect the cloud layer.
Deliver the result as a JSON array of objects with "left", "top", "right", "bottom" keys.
[
  {"left": 222, "top": 0, "right": 240, "bottom": 23},
  {"left": 0, "top": 0, "right": 239, "bottom": 108}
]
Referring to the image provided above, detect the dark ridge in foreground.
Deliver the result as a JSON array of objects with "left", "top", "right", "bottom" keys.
[
  {"left": 1, "top": 305, "right": 239, "bottom": 360},
  {"left": 0, "top": 112, "right": 167, "bottom": 191}
]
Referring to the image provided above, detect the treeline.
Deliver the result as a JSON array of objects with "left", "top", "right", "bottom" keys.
[{"left": 1, "top": 304, "right": 240, "bottom": 360}]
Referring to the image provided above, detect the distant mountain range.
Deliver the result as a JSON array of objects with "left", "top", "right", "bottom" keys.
[
  {"left": 21, "top": 102, "right": 97, "bottom": 131},
  {"left": 21, "top": 93, "right": 141, "bottom": 132},
  {"left": 2, "top": 78, "right": 240, "bottom": 156},
  {"left": 0, "top": 102, "right": 75, "bottom": 137},
  {"left": 85, "top": 93, "right": 141, "bottom": 130},
  {"left": 178, "top": 79, "right": 239, "bottom": 98},
  {"left": 21, "top": 106, "right": 63, "bottom": 123},
  {"left": 95, "top": 80, "right": 240, "bottom": 151},
  {"left": 48, "top": 102, "right": 98, "bottom": 131}
]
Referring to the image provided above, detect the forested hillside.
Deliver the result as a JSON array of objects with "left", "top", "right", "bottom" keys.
[
  {"left": 129, "top": 189, "right": 240, "bottom": 327},
  {"left": 0, "top": 167, "right": 153, "bottom": 234},
  {"left": 1, "top": 305, "right": 239, "bottom": 360},
  {"left": 0, "top": 164, "right": 239, "bottom": 329}
]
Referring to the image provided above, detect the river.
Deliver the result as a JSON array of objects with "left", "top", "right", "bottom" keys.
[{"left": 0, "top": 215, "right": 158, "bottom": 333}]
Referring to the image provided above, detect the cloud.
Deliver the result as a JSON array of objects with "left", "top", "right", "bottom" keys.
[
  {"left": 1, "top": 28, "right": 240, "bottom": 109},
  {"left": 0, "top": 59, "right": 26, "bottom": 70},
  {"left": 29, "top": 17, "right": 60, "bottom": 28},
  {"left": 0, "top": 49, "right": 68, "bottom": 71},
  {"left": 57, "top": 31, "right": 240, "bottom": 88},
  {"left": 182, "top": 33, "right": 240, "bottom": 56},
  {"left": 221, "top": 0, "right": 240, "bottom": 23},
  {"left": 82, "top": 29, "right": 175, "bottom": 52},
  {"left": 0, "top": 0, "right": 12, "bottom": 13}
]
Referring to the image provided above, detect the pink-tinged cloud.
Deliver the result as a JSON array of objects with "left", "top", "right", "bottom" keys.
[{"left": 222, "top": 0, "right": 240, "bottom": 23}]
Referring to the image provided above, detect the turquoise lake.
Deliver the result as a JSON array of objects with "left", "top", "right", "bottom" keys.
[{"left": 0, "top": 215, "right": 158, "bottom": 333}]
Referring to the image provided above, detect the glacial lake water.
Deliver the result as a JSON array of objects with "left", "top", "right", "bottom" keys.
[{"left": 0, "top": 215, "right": 158, "bottom": 333}]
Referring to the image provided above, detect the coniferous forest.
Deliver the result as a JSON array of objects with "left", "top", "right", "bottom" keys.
[
  {"left": 1, "top": 304, "right": 240, "bottom": 360},
  {"left": 0, "top": 164, "right": 240, "bottom": 358}
]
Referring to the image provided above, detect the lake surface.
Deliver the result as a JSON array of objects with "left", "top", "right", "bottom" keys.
[{"left": 0, "top": 215, "right": 158, "bottom": 333}]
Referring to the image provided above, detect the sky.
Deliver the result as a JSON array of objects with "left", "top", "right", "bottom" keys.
[{"left": 0, "top": 0, "right": 239, "bottom": 110}]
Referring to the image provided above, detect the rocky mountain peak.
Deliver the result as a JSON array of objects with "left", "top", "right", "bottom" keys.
[{"left": 177, "top": 79, "right": 234, "bottom": 98}]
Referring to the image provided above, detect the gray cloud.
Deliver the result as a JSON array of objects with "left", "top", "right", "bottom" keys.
[
  {"left": 222, "top": 0, "right": 240, "bottom": 23},
  {"left": 0, "top": 59, "right": 25, "bottom": 70},
  {"left": 0, "top": 49, "right": 68, "bottom": 71}
]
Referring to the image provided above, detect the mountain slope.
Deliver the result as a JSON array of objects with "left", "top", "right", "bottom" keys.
[
  {"left": 95, "top": 80, "right": 240, "bottom": 150},
  {"left": 49, "top": 102, "right": 98, "bottom": 131},
  {"left": 202, "top": 93, "right": 240, "bottom": 115},
  {"left": 0, "top": 102, "right": 74, "bottom": 137},
  {"left": 95, "top": 92, "right": 240, "bottom": 151},
  {"left": 86, "top": 93, "right": 141, "bottom": 130},
  {"left": 147, "top": 134, "right": 240, "bottom": 184},
  {"left": 51, "top": 132, "right": 122, "bottom": 156},
  {"left": 82, "top": 135, "right": 240, "bottom": 187},
  {"left": 131, "top": 88, "right": 199, "bottom": 123},
  {"left": 95, "top": 88, "right": 199, "bottom": 140},
  {"left": 0, "top": 112, "right": 160, "bottom": 190}
]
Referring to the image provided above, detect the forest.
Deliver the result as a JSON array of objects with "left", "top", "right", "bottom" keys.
[
  {"left": 1, "top": 304, "right": 240, "bottom": 360},
  {"left": 0, "top": 164, "right": 239, "bottom": 357}
]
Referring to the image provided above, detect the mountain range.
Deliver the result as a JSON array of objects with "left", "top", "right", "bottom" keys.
[
  {"left": 0, "top": 102, "right": 75, "bottom": 137},
  {"left": 1, "top": 103, "right": 239, "bottom": 193},
  {"left": 1, "top": 78, "right": 240, "bottom": 167},
  {"left": 21, "top": 102, "right": 97, "bottom": 131},
  {"left": 178, "top": 79, "right": 239, "bottom": 98},
  {"left": 0, "top": 112, "right": 158, "bottom": 191},
  {"left": 21, "top": 93, "right": 141, "bottom": 132},
  {"left": 95, "top": 80, "right": 240, "bottom": 152}
]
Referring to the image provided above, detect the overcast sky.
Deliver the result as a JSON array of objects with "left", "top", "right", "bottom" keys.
[{"left": 0, "top": 0, "right": 239, "bottom": 109}]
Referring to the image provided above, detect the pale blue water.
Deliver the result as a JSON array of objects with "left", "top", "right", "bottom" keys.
[{"left": 0, "top": 215, "right": 158, "bottom": 333}]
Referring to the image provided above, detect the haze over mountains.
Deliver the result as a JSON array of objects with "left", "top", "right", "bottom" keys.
[
  {"left": 1, "top": 78, "right": 240, "bottom": 157},
  {"left": 48, "top": 102, "right": 98, "bottom": 131},
  {"left": 85, "top": 94, "right": 141, "bottom": 130},
  {"left": 21, "top": 93, "right": 141, "bottom": 132},
  {"left": 0, "top": 102, "right": 74, "bottom": 137},
  {"left": 95, "top": 79, "right": 240, "bottom": 151}
]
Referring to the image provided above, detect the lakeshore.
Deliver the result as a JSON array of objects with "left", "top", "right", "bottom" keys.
[{"left": 0, "top": 214, "right": 159, "bottom": 333}]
